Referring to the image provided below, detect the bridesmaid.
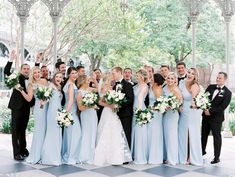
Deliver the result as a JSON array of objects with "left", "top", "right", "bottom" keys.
[
  {"left": 163, "top": 72, "right": 183, "bottom": 165},
  {"left": 131, "top": 69, "right": 149, "bottom": 164},
  {"left": 76, "top": 75, "right": 98, "bottom": 164},
  {"left": 178, "top": 68, "right": 203, "bottom": 166},
  {"left": 41, "top": 72, "right": 64, "bottom": 166},
  {"left": 62, "top": 67, "right": 81, "bottom": 165},
  {"left": 18, "top": 67, "right": 48, "bottom": 164},
  {"left": 147, "top": 73, "right": 165, "bottom": 164}
]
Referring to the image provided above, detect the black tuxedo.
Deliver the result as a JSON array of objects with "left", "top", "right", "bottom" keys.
[
  {"left": 113, "top": 79, "right": 134, "bottom": 147},
  {"left": 201, "top": 84, "right": 232, "bottom": 160},
  {"left": 4, "top": 61, "right": 33, "bottom": 157}
]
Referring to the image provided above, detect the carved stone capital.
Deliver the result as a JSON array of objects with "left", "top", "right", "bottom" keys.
[
  {"left": 41, "top": 0, "right": 71, "bottom": 18},
  {"left": 183, "top": 0, "right": 205, "bottom": 23},
  {"left": 8, "top": 0, "right": 37, "bottom": 18},
  {"left": 214, "top": 0, "right": 235, "bottom": 21}
]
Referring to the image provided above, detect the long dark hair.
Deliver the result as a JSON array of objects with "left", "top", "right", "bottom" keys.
[{"left": 63, "top": 67, "right": 77, "bottom": 86}]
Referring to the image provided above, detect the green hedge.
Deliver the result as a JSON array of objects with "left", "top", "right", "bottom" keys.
[
  {"left": 229, "top": 96, "right": 235, "bottom": 113},
  {"left": 0, "top": 104, "right": 34, "bottom": 134}
]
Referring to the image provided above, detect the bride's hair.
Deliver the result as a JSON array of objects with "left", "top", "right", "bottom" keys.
[{"left": 100, "top": 73, "right": 112, "bottom": 93}]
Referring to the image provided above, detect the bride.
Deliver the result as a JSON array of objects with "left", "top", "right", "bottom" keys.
[{"left": 93, "top": 73, "right": 132, "bottom": 166}]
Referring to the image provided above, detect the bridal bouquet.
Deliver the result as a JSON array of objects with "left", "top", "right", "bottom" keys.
[
  {"left": 135, "top": 108, "right": 153, "bottom": 126},
  {"left": 151, "top": 96, "right": 168, "bottom": 114},
  {"left": 36, "top": 87, "right": 53, "bottom": 108},
  {"left": 165, "top": 94, "right": 182, "bottom": 111},
  {"left": 191, "top": 86, "right": 211, "bottom": 110},
  {"left": 5, "top": 72, "right": 22, "bottom": 90},
  {"left": 82, "top": 92, "right": 99, "bottom": 109},
  {"left": 103, "top": 90, "right": 127, "bottom": 112},
  {"left": 56, "top": 108, "right": 74, "bottom": 128}
]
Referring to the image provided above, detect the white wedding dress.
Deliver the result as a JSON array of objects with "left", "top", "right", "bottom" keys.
[{"left": 93, "top": 107, "right": 132, "bottom": 166}]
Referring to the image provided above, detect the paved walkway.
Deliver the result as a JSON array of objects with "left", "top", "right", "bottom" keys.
[{"left": 0, "top": 134, "right": 235, "bottom": 177}]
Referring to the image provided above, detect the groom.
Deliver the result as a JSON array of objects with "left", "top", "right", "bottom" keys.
[{"left": 112, "top": 67, "right": 134, "bottom": 149}]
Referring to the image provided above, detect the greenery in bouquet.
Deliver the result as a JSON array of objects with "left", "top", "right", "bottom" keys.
[
  {"left": 56, "top": 108, "right": 74, "bottom": 128},
  {"left": 135, "top": 108, "right": 153, "bottom": 126}
]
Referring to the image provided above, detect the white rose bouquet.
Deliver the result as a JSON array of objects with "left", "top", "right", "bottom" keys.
[
  {"left": 56, "top": 108, "right": 74, "bottom": 128},
  {"left": 5, "top": 72, "right": 22, "bottom": 90},
  {"left": 82, "top": 92, "right": 99, "bottom": 109},
  {"left": 165, "top": 94, "right": 182, "bottom": 111},
  {"left": 103, "top": 90, "right": 127, "bottom": 112},
  {"left": 151, "top": 96, "right": 168, "bottom": 114},
  {"left": 191, "top": 86, "right": 211, "bottom": 110},
  {"left": 135, "top": 108, "right": 153, "bottom": 126},
  {"left": 36, "top": 87, "right": 53, "bottom": 108}
]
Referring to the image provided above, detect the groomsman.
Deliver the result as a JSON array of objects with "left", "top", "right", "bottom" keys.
[
  {"left": 124, "top": 68, "right": 135, "bottom": 85},
  {"left": 176, "top": 62, "right": 187, "bottom": 86},
  {"left": 4, "top": 51, "right": 33, "bottom": 161},
  {"left": 201, "top": 72, "right": 232, "bottom": 164},
  {"left": 160, "top": 65, "right": 170, "bottom": 80}
]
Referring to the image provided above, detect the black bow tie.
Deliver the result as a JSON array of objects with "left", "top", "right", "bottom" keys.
[
  {"left": 24, "top": 77, "right": 29, "bottom": 80},
  {"left": 116, "top": 81, "right": 121, "bottom": 84},
  {"left": 217, "top": 86, "right": 222, "bottom": 91},
  {"left": 178, "top": 77, "right": 185, "bottom": 81}
]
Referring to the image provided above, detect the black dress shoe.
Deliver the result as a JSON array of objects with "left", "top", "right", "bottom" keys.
[
  {"left": 123, "top": 162, "right": 129, "bottom": 165},
  {"left": 211, "top": 159, "right": 220, "bottom": 164},
  {"left": 14, "top": 154, "right": 24, "bottom": 161},
  {"left": 21, "top": 149, "right": 29, "bottom": 157}
]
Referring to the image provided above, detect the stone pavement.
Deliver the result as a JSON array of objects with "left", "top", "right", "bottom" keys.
[{"left": 0, "top": 134, "right": 235, "bottom": 177}]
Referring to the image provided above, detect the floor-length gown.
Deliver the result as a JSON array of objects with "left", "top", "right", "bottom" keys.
[
  {"left": 162, "top": 86, "right": 179, "bottom": 165},
  {"left": 93, "top": 106, "right": 132, "bottom": 166},
  {"left": 78, "top": 89, "right": 98, "bottom": 164},
  {"left": 62, "top": 83, "right": 81, "bottom": 165},
  {"left": 41, "top": 86, "right": 63, "bottom": 166},
  {"left": 131, "top": 84, "right": 148, "bottom": 164},
  {"left": 147, "top": 88, "right": 163, "bottom": 164},
  {"left": 26, "top": 83, "right": 48, "bottom": 164},
  {"left": 179, "top": 82, "right": 203, "bottom": 166}
]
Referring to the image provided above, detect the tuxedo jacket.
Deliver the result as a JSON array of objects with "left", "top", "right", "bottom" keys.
[
  {"left": 113, "top": 79, "right": 134, "bottom": 118},
  {"left": 202, "top": 84, "right": 232, "bottom": 123},
  {"left": 4, "top": 62, "right": 35, "bottom": 110}
]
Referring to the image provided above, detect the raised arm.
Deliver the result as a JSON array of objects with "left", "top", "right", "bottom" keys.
[{"left": 4, "top": 50, "right": 17, "bottom": 76}]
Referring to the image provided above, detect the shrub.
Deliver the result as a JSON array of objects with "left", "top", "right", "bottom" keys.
[
  {"left": 229, "top": 96, "right": 235, "bottom": 113},
  {"left": 0, "top": 105, "right": 11, "bottom": 134},
  {"left": 229, "top": 120, "right": 235, "bottom": 136},
  {"left": 0, "top": 104, "right": 35, "bottom": 134}
]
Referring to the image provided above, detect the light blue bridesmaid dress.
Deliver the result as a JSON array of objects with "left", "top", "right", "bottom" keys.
[
  {"left": 78, "top": 89, "right": 98, "bottom": 164},
  {"left": 131, "top": 84, "right": 148, "bottom": 164},
  {"left": 162, "top": 86, "right": 179, "bottom": 165},
  {"left": 179, "top": 82, "right": 203, "bottom": 166},
  {"left": 147, "top": 87, "right": 163, "bottom": 164},
  {"left": 26, "top": 83, "right": 48, "bottom": 164},
  {"left": 41, "top": 86, "right": 62, "bottom": 166},
  {"left": 62, "top": 83, "right": 81, "bottom": 165}
]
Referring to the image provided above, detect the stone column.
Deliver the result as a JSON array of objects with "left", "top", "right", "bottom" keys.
[
  {"left": 8, "top": 0, "right": 36, "bottom": 66},
  {"left": 183, "top": 0, "right": 205, "bottom": 67},
  {"left": 41, "top": 0, "right": 71, "bottom": 65}
]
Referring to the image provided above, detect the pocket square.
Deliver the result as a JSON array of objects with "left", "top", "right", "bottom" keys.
[{"left": 218, "top": 95, "right": 224, "bottom": 97}]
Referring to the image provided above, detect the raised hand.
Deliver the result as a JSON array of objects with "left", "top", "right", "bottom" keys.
[
  {"left": 10, "top": 50, "right": 17, "bottom": 61},
  {"left": 36, "top": 52, "right": 44, "bottom": 63}
]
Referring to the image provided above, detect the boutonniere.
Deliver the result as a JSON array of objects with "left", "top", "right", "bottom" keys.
[
  {"left": 116, "top": 84, "right": 123, "bottom": 91},
  {"left": 220, "top": 89, "right": 224, "bottom": 94}
]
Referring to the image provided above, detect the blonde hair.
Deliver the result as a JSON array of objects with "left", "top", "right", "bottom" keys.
[
  {"left": 28, "top": 66, "right": 41, "bottom": 85},
  {"left": 77, "top": 75, "right": 87, "bottom": 89},
  {"left": 101, "top": 73, "right": 112, "bottom": 88},
  {"left": 51, "top": 71, "right": 63, "bottom": 87},
  {"left": 189, "top": 67, "right": 199, "bottom": 84},
  {"left": 136, "top": 69, "right": 148, "bottom": 83},
  {"left": 166, "top": 72, "right": 177, "bottom": 85}
]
